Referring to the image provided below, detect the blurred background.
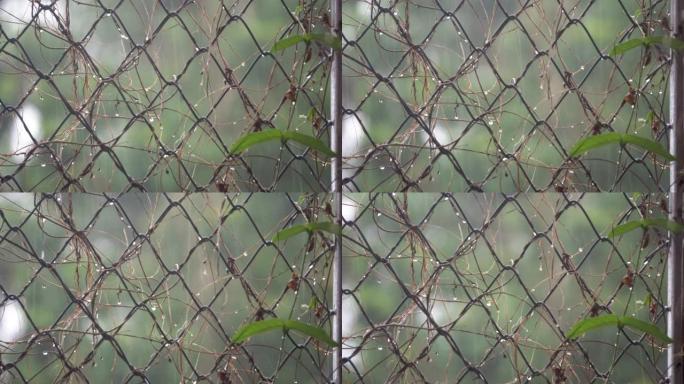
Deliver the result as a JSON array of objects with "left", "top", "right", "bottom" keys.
[
  {"left": 0, "top": 192, "right": 671, "bottom": 382},
  {"left": 0, "top": 0, "right": 675, "bottom": 383},
  {"left": 0, "top": 0, "right": 333, "bottom": 191},
  {"left": 340, "top": 0, "right": 670, "bottom": 192}
]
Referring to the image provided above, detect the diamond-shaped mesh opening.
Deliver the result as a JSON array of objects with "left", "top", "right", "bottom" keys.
[
  {"left": 0, "top": 193, "right": 339, "bottom": 382},
  {"left": 0, "top": 0, "right": 332, "bottom": 192},
  {"left": 0, "top": 192, "right": 672, "bottom": 382},
  {"left": 341, "top": 193, "right": 668, "bottom": 382},
  {"left": 342, "top": 0, "right": 670, "bottom": 192},
  {"left": 0, "top": 0, "right": 678, "bottom": 382}
]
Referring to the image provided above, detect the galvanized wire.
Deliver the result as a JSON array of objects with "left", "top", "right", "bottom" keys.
[
  {"left": 0, "top": 0, "right": 332, "bottom": 192},
  {"left": 0, "top": 193, "right": 337, "bottom": 383},
  {"left": 340, "top": 0, "right": 672, "bottom": 192},
  {"left": 339, "top": 192, "right": 670, "bottom": 383},
  {"left": 0, "top": 192, "right": 671, "bottom": 382},
  {"left": 0, "top": 0, "right": 677, "bottom": 383}
]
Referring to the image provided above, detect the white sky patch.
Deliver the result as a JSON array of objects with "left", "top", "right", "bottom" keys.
[
  {"left": 341, "top": 280, "right": 364, "bottom": 369},
  {"left": 341, "top": 285, "right": 360, "bottom": 338},
  {"left": 8, "top": 103, "right": 43, "bottom": 162},
  {"left": 83, "top": 36, "right": 127, "bottom": 71},
  {"left": 0, "top": 299, "right": 25, "bottom": 343},
  {"left": 354, "top": 1, "right": 374, "bottom": 19},
  {"left": 342, "top": 113, "right": 368, "bottom": 158},
  {"left": 421, "top": 122, "right": 454, "bottom": 148},
  {"left": 0, "top": 0, "right": 66, "bottom": 37},
  {"left": 342, "top": 113, "right": 369, "bottom": 188},
  {"left": 342, "top": 195, "right": 361, "bottom": 223},
  {"left": 415, "top": 297, "right": 465, "bottom": 328}
]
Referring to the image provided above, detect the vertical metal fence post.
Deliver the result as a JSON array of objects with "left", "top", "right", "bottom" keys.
[
  {"left": 670, "top": 0, "right": 684, "bottom": 381},
  {"left": 330, "top": 0, "right": 343, "bottom": 382}
]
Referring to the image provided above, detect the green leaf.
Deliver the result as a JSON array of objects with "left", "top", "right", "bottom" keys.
[
  {"left": 308, "top": 296, "right": 318, "bottom": 309},
  {"left": 273, "top": 32, "right": 342, "bottom": 52},
  {"left": 621, "top": 316, "right": 672, "bottom": 343},
  {"left": 231, "top": 318, "right": 338, "bottom": 346},
  {"left": 645, "top": 111, "right": 655, "bottom": 127},
  {"left": 608, "top": 220, "right": 646, "bottom": 237},
  {"left": 610, "top": 35, "right": 684, "bottom": 56},
  {"left": 306, "top": 108, "right": 316, "bottom": 123},
  {"left": 566, "top": 314, "right": 672, "bottom": 343},
  {"left": 273, "top": 35, "right": 309, "bottom": 52},
  {"left": 230, "top": 129, "right": 335, "bottom": 157},
  {"left": 281, "top": 131, "right": 336, "bottom": 157},
  {"left": 644, "top": 293, "right": 653, "bottom": 308},
  {"left": 609, "top": 218, "right": 684, "bottom": 237},
  {"left": 569, "top": 132, "right": 675, "bottom": 161},
  {"left": 230, "top": 130, "right": 284, "bottom": 154},
  {"left": 621, "top": 134, "right": 676, "bottom": 161},
  {"left": 567, "top": 314, "right": 622, "bottom": 339},
  {"left": 273, "top": 221, "right": 342, "bottom": 242}
]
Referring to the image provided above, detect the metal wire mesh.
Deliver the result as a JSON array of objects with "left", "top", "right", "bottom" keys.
[
  {"left": 0, "top": 193, "right": 337, "bottom": 383},
  {"left": 0, "top": 192, "right": 672, "bottom": 382},
  {"left": 0, "top": 0, "right": 678, "bottom": 383},
  {"left": 340, "top": 0, "right": 671, "bottom": 192},
  {"left": 340, "top": 193, "right": 669, "bottom": 382},
  {"left": 0, "top": 0, "right": 332, "bottom": 192}
]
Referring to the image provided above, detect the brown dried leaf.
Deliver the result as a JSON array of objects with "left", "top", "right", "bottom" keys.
[
  {"left": 287, "top": 272, "right": 300, "bottom": 291},
  {"left": 624, "top": 87, "right": 637, "bottom": 105},
  {"left": 622, "top": 267, "right": 634, "bottom": 288}
]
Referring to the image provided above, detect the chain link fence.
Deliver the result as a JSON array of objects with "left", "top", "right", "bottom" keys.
[
  {"left": 0, "top": 192, "right": 672, "bottom": 382},
  {"left": 0, "top": 0, "right": 332, "bottom": 192},
  {"left": 340, "top": 193, "right": 669, "bottom": 382},
  {"left": 0, "top": 193, "right": 337, "bottom": 383},
  {"left": 340, "top": 0, "right": 671, "bottom": 192},
  {"left": 0, "top": 0, "right": 679, "bottom": 383}
]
